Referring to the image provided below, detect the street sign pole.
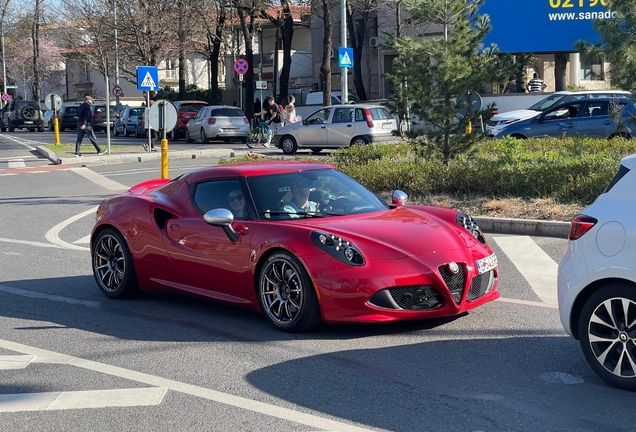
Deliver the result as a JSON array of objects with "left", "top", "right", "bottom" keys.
[
  {"left": 160, "top": 101, "right": 168, "bottom": 179},
  {"left": 147, "top": 88, "right": 152, "bottom": 153},
  {"left": 105, "top": 55, "right": 111, "bottom": 153},
  {"left": 51, "top": 94, "right": 60, "bottom": 145},
  {"left": 341, "top": 0, "right": 348, "bottom": 103}
]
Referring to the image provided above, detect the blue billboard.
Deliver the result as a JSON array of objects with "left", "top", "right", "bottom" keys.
[{"left": 480, "top": 0, "right": 614, "bottom": 53}]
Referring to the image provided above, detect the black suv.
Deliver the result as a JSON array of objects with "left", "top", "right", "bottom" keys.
[
  {"left": 54, "top": 105, "right": 80, "bottom": 132},
  {"left": 1, "top": 100, "right": 44, "bottom": 132}
]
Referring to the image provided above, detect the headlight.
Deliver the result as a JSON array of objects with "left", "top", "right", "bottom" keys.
[
  {"left": 456, "top": 212, "right": 486, "bottom": 244},
  {"left": 311, "top": 231, "right": 365, "bottom": 266}
]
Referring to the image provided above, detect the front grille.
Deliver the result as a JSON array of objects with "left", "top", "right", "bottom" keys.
[
  {"left": 389, "top": 286, "right": 442, "bottom": 310},
  {"left": 467, "top": 270, "right": 496, "bottom": 301},
  {"left": 438, "top": 264, "right": 466, "bottom": 305}
]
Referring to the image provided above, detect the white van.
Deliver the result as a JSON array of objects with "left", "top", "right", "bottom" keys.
[{"left": 305, "top": 91, "right": 360, "bottom": 105}]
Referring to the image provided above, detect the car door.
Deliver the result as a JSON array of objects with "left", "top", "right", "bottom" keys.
[
  {"left": 161, "top": 179, "right": 255, "bottom": 300},
  {"left": 190, "top": 107, "right": 208, "bottom": 141},
  {"left": 531, "top": 102, "right": 581, "bottom": 137},
  {"left": 297, "top": 108, "right": 332, "bottom": 146},
  {"left": 327, "top": 107, "right": 355, "bottom": 147},
  {"left": 575, "top": 100, "right": 625, "bottom": 138}
]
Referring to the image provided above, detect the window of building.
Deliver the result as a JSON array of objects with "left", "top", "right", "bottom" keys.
[
  {"left": 80, "top": 63, "right": 91, "bottom": 83},
  {"left": 580, "top": 54, "right": 603, "bottom": 81},
  {"left": 166, "top": 59, "right": 177, "bottom": 79}
]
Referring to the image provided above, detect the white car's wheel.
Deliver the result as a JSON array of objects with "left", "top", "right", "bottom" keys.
[
  {"left": 280, "top": 135, "right": 297, "bottom": 154},
  {"left": 578, "top": 282, "right": 636, "bottom": 390}
]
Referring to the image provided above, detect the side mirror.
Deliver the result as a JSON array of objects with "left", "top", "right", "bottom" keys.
[
  {"left": 391, "top": 190, "right": 408, "bottom": 206},
  {"left": 203, "top": 208, "right": 239, "bottom": 242}
]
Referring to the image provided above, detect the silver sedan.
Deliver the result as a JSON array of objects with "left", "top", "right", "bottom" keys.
[{"left": 185, "top": 106, "right": 250, "bottom": 144}]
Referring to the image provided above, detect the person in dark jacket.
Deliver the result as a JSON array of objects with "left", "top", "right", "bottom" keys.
[{"left": 75, "top": 95, "right": 104, "bottom": 157}]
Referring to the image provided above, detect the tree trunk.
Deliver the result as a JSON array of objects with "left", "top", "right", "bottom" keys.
[
  {"left": 32, "top": 0, "right": 40, "bottom": 101},
  {"left": 346, "top": 9, "right": 367, "bottom": 100},
  {"left": 237, "top": 9, "right": 255, "bottom": 119},
  {"left": 278, "top": 0, "right": 294, "bottom": 103},
  {"left": 178, "top": 0, "right": 186, "bottom": 98},
  {"left": 320, "top": 0, "right": 332, "bottom": 105},
  {"left": 210, "top": 5, "right": 225, "bottom": 103}
]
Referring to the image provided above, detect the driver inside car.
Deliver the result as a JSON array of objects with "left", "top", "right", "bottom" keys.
[{"left": 279, "top": 177, "right": 319, "bottom": 217}]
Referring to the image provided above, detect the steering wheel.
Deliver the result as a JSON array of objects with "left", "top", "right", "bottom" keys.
[
  {"left": 22, "top": 106, "right": 36, "bottom": 120},
  {"left": 327, "top": 197, "right": 350, "bottom": 214}
]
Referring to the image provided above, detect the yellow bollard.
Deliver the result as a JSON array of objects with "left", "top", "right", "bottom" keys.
[
  {"left": 465, "top": 119, "right": 472, "bottom": 134},
  {"left": 161, "top": 138, "right": 168, "bottom": 179},
  {"left": 54, "top": 117, "right": 60, "bottom": 145}
]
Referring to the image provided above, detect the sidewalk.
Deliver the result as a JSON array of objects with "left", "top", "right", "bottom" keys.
[{"left": 34, "top": 143, "right": 571, "bottom": 239}]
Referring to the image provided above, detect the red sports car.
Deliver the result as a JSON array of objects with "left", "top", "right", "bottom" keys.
[{"left": 91, "top": 160, "right": 499, "bottom": 332}]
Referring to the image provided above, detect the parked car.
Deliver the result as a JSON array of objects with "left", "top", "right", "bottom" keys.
[
  {"left": 1, "top": 100, "right": 44, "bottom": 132},
  {"left": 135, "top": 109, "right": 148, "bottom": 138},
  {"left": 90, "top": 160, "right": 499, "bottom": 332},
  {"left": 91, "top": 104, "right": 119, "bottom": 133},
  {"left": 305, "top": 91, "right": 360, "bottom": 105},
  {"left": 274, "top": 104, "right": 398, "bottom": 154},
  {"left": 558, "top": 153, "right": 636, "bottom": 390},
  {"left": 168, "top": 100, "right": 208, "bottom": 140},
  {"left": 43, "top": 109, "right": 55, "bottom": 129},
  {"left": 55, "top": 104, "right": 80, "bottom": 132},
  {"left": 487, "top": 90, "right": 631, "bottom": 136},
  {"left": 185, "top": 105, "right": 250, "bottom": 143},
  {"left": 114, "top": 106, "right": 144, "bottom": 136},
  {"left": 494, "top": 98, "right": 635, "bottom": 139}
]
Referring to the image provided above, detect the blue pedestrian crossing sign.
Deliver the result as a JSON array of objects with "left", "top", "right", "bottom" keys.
[
  {"left": 137, "top": 66, "right": 159, "bottom": 91},
  {"left": 339, "top": 48, "right": 353, "bottom": 68}
]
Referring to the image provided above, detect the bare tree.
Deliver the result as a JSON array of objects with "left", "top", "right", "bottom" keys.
[
  {"left": 318, "top": 0, "right": 334, "bottom": 106},
  {"left": 32, "top": 0, "right": 40, "bottom": 101},
  {"left": 260, "top": 1, "right": 295, "bottom": 102},
  {"left": 192, "top": 0, "right": 228, "bottom": 100}
]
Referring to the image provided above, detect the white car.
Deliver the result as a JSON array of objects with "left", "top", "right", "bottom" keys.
[
  {"left": 558, "top": 153, "right": 636, "bottom": 390},
  {"left": 273, "top": 104, "right": 397, "bottom": 154},
  {"left": 487, "top": 90, "right": 631, "bottom": 137},
  {"left": 185, "top": 105, "right": 250, "bottom": 143}
]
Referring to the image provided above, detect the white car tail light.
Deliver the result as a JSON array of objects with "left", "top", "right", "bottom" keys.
[{"left": 568, "top": 214, "right": 598, "bottom": 240}]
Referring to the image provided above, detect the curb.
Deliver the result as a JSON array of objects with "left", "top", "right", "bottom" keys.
[
  {"left": 36, "top": 145, "right": 249, "bottom": 166},
  {"left": 34, "top": 145, "right": 571, "bottom": 239},
  {"left": 475, "top": 216, "right": 570, "bottom": 238}
]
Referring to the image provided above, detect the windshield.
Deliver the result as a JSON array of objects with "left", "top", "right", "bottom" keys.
[
  {"left": 247, "top": 169, "right": 389, "bottom": 220},
  {"left": 527, "top": 94, "right": 566, "bottom": 111}
]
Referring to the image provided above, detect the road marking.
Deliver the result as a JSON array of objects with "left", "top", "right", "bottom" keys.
[
  {"left": 7, "top": 159, "right": 25, "bottom": 169},
  {"left": 45, "top": 206, "right": 97, "bottom": 251},
  {"left": 0, "top": 355, "right": 37, "bottom": 370},
  {"left": 0, "top": 338, "right": 374, "bottom": 431},
  {"left": 493, "top": 235, "right": 558, "bottom": 306},
  {"left": 496, "top": 297, "right": 557, "bottom": 309},
  {"left": 0, "top": 237, "right": 62, "bottom": 248},
  {"left": 71, "top": 167, "right": 129, "bottom": 191},
  {"left": 0, "top": 283, "right": 100, "bottom": 308},
  {"left": 0, "top": 387, "right": 168, "bottom": 412},
  {"left": 73, "top": 234, "right": 91, "bottom": 244}
]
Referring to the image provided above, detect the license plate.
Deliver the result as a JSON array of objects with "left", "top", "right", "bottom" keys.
[
  {"left": 24, "top": 121, "right": 33, "bottom": 124},
  {"left": 382, "top": 123, "right": 392, "bottom": 129},
  {"left": 224, "top": 128, "right": 237, "bottom": 132},
  {"left": 475, "top": 254, "right": 497, "bottom": 274}
]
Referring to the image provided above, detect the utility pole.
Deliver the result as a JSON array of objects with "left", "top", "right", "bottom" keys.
[
  {"left": 341, "top": 0, "right": 348, "bottom": 102},
  {"left": 114, "top": 0, "right": 120, "bottom": 110},
  {"left": 1, "top": 0, "right": 10, "bottom": 103}
]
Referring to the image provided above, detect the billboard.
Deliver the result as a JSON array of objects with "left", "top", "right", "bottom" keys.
[{"left": 480, "top": 0, "right": 614, "bottom": 53}]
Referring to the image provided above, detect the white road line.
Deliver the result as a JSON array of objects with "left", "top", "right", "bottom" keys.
[
  {"left": 1, "top": 135, "right": 38, "bottom": 150},
  {"left": 0, "top": 338, "right": 374, "bottom": 431},
  {"left": 45, "top": 207, "right": 97, "bottom": 251},
  {"left": 0, "top": 387, "right": 168, "bottom": 412},
  {"left": 496, "top": 297, "right": 557, "bottom": 309},
  {"left": 70, "top": 167, "right": 129, "bottom": 191},
  {"left": 0, "top": 155, "right": 38, "bottom": 161},
  {"left": 73, "top": 234, "right": 91, "bottom": 244},
  {"left": 7, "top": 159, "right": 25, "bottom": 169},
  {"left": 0, "top": 355, "right": 37, "bottom": 370},
  {"left": 0, "top": 284, "right": 100, "bottom": 308},
  {"left": 0, "top": 237, "right": 62, "bottom": 248},
  {"left": 493, "top": 235, "right": 558, "bottom": 306}
]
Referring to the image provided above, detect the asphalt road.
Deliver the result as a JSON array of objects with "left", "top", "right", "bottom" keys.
[{"left": 1, "top": 130, "right": 635, "bottom": 432}]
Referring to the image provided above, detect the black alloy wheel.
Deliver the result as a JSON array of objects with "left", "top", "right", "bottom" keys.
[{"left": 92, "top": 228, "right": 140, "bottom": 299}]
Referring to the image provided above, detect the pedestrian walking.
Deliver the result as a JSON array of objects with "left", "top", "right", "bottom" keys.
[
  {"left": 526, "top": 73, "right": 547, "bottom": 93},
  {"left": 143, "top": 99, "right": 158, "bottom": 152},
  {"left": 75, "top": 95, "right": 104, "bottom": 157}
]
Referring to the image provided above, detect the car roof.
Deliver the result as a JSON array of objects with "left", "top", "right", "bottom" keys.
[
  {"left": 318, "top": 104, "right": 386, "bottom": 108},
  {"left": 174, "top": 100, "right": 208, "bottom": 106},
  {"left": 179, "top": 160, "right": 336, "bottom": 184}
]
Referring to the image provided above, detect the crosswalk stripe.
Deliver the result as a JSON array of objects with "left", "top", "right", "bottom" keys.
[
  {"left": 7, "top": 159, "right": 26, "bottom": 169},
  {"left": 493, "top": 235, "right": 558, "bottom": 306}
]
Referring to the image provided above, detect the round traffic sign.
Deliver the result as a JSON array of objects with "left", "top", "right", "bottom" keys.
[
  {"left": 148, "top": 100, "right": 178, "bottom": 132},
  {"left": 1, "top": 93, "right": 9, "bottom": 102},
  {"left": 457, "top": 90, "right": 482, "bottom": 117},
  {"left": 112, "top": 85, "right": 123, "bottom": 97},
  {"left": 44, "top": 92, "right": 63, "bottom": 110},
  {"left": 234, "top": 58, "right": 248, "bottom": 74}
]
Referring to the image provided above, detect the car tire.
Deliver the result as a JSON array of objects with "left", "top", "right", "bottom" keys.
[
  {"left": 311, "top": 148, "right": 323, "bottom": 154},
  {"left": 8, "top": 124, "right": 14, "bottom": 132},
  {"left": 578, "top": 282, "right": 636, "bottom": 391},
  {"left": 185, "top": 129, "right": 193, "bottom": 143},
  {"left": 241, "top": 136, "right": 248, "bottom": 144},
  {"left": 201, "top": 129, "right": 209, "bottom": 144},
  {"left": 280, "top": 135, "right": 297, "bottom": 154},
  {"left": 114, "top": 127, "right": 119, "bottom": 136},
  {"left": 350, "top": 136, "right": 368, "bottom": 146},
  {"left": 124, "top": 127, "right": 131, "bottom": 137},
  {"left": 257, "top": 251, "right": 321, "bottom": 332},
  {"left": 92, "top": 228, "right": 140, "bottom": 299},
  {"left": 38, "top": 126, "right": 44, "bottom": 132}
]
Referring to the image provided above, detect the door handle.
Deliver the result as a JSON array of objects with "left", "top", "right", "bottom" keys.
[
  {"left": 170, "top": 224, "right": 180, "bottom": 231},
  {"left": 321, "top": 126, "right": 326, "bottom": 129},
  {"left": 347, "top": 125, "right": 352, "bottom": 127}
]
